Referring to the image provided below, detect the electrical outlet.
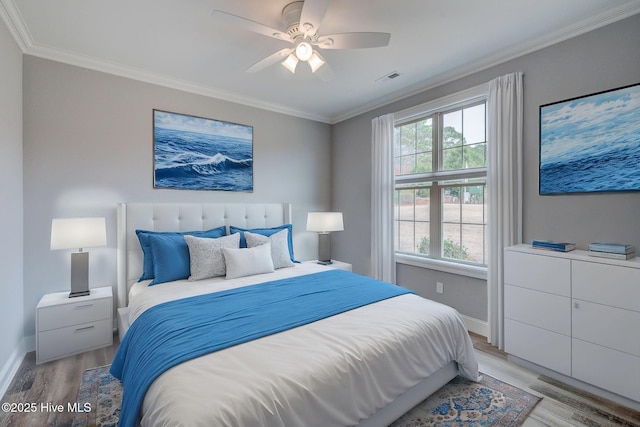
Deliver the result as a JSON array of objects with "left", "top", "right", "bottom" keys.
[{"left": 436, "top": 281, "right": 444, "bottom": 294}]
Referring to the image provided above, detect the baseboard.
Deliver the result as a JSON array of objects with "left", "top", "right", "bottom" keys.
[
  {"left": 460, "top": 314, "right": 488, "bottom": 337},
  {"left": 0, "top": 339, "right": 27, "bottom": 398}
]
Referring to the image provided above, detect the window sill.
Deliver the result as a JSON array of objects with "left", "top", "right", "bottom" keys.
[{"left": 396, "top": 253, "right": 487, "bottom": 280}]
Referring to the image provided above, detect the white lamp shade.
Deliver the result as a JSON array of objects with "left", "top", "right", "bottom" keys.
[
  {"left": 308, "top": 52, "right": 325, "bottom": 73},
  {"left": 282, "top": 54, "right": 299, "bottom": 73},
  {"left": 51, "top": 217, "right": 107, "bottom": 250},
  {"left": 306, "top": 212, "right": 344, "bottom": 233}
]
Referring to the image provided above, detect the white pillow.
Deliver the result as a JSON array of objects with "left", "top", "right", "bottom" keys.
[
  {"left": 184, "top": 233, "right": 240, "bottom": 280},
  {"left": 245, "top": 229, "right": 295, "bottom": 269},
  {"left": 222, "top": 243, "right": 275, "bottom": 279}
]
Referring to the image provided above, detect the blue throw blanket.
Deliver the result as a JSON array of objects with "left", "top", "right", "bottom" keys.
[{"left": 110, "top": 269, "right": 412, "bottom": 427}]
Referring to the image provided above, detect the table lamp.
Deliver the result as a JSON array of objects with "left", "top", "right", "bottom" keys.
[
  {"left": 306, "top": 212, "right": 344, "bottom": 265},
  {"left": 50, "top": 217, "right": 107, "bottom": 297}
]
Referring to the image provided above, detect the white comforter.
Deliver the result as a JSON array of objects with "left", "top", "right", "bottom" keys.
[{"left": 126, "top": 263, "right": 479, "bottom": 427}]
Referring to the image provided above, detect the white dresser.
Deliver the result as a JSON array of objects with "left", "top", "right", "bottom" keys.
[
  {"left": 36, "top": 286, "right": 113, "bottom": 364},
  {"left": 504, "top": 245, "right": 640, "bottom": 405}
]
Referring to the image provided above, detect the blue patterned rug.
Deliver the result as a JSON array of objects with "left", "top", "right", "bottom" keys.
[
  {"left": 72, "top": 367, "right": 539, "bottom": 427},
  {"left": 72, "top": 365, "right": 120, "bottom": 427},
  {"left": 391, "top": 374, "right": 541, "bottom": 426}
]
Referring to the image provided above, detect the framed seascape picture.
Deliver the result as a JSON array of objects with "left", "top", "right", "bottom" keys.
[
  {"left": 153, "top": 110, "right": 253, "bottom": 191},
  {"left": 539, "top": 82, "right": 640, "bottom": 195}
]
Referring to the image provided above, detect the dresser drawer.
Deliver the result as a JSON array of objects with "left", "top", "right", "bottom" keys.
[
  {"left": 572, "top": 299, "right": 640, "bottom": 357},
  {"left": 572, "top": 261, "right": 640, "bottom": 312},
  {"left": 573, "top": 338, "right": 640, "bottom": 402},
  {"left": 37, "top": 318, "right": 113, "bottom": 364},
  {"left": 38, "top": 297, "right": 112, "bottom": 331},
  {"left": 504, "top": 250, "right": 570, "bottom": 296},
  {"left": 505, "top": 284, "right": 570, "bottom": 335},
  {"left": 505, "top": 318, "right": 571, "bottom": 375}
]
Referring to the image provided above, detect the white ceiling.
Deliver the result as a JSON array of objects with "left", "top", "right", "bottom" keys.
[{"left": 2, "top": 0, "right": 640, "bottom": 123}]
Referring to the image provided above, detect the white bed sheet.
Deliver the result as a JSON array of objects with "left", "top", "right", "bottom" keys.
[{"left": 126, "top": 264, "right": 479, "bottom": 427}]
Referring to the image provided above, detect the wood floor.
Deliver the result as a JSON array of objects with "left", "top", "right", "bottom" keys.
[
  {"left": 470, "top": 334, "right": 640, "bottom": 427},
  {"left": 1, "top": 332, "right": 639, "bottom": 427},
  {"left": 1, "top": 335, "right": 119, "bottom": 427}
]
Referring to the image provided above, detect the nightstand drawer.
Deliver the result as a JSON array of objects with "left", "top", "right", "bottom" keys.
[
  {"left": 38, "top": 297, "right": 112, "bottom": 331},
  {"left": 37, "top": 319, "right": 113, "bottom": 363}
]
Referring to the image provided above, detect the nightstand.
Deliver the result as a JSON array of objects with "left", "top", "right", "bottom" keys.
[
  {"left": 305, "top": 260, "right": 353, "bottom": 272},
  {"left": 36, "top": 286, "right": 113, "bottom": 364}
]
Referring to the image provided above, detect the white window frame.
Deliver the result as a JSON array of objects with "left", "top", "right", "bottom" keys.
[{"left": 394, "top": 83, "right": 489, "bottom": 280}]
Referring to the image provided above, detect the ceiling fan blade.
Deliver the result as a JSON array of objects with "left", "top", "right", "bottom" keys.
[
  {"left": 316, "top": 32, "right": 391, "bottom": 49},
  {"left": 299, "top": 0, "right": 330, "bottom": 36},
  {"left": 212, "top": 10, "right": 291, "bottom": 42},
  {"left": 246, "top": 48, "right": 292, "bottom": 73}
]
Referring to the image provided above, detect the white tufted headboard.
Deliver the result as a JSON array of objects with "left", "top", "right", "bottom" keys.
[{"left": 116, "top": 203, "right": 291, "bottom": 308}]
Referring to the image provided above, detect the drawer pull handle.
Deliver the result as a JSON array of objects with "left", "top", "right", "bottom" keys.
[
  {"left": 75, "top": 304, "right": 94, "bottom": 309},
  {"left": 574, "top": 302, "right": 580, "bottom": 309},
  {"left": 75, "top": 325, "right": 95, "bottom": 332}
]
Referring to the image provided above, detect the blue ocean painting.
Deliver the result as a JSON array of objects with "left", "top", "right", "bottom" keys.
[
  {"left": 153, "top": 110, "right": 253, "bottom": 191},
  {"left": 540, "top": 84, "right": 640, "bottom": 194}
]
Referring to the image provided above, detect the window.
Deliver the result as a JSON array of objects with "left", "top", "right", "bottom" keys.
[{"left": 394, "top": 87, "right": 488, "bottom": 270}]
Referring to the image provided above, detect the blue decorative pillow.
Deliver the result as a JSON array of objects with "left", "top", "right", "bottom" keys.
[
  {"left": 229, "top": 224, "right": 297, "bottom": 263},
  {"left": 136, "top": 226, "right": 226, "bottom": 282}
]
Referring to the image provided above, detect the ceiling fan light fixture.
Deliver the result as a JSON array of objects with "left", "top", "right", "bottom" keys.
[
  {"left": 295, "top": 41, "right": 313, "bottom": 62},
  {"left": 282, "top": 53, "right": 299, "bottom": 73},
  {"left": 308, "top": 52, "right": 325, "bottom": 72}
]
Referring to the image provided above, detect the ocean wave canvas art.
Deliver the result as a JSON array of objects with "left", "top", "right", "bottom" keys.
[
  {"left": 153, "top": 110, "right": 253, "bottom": 191},
  {"left": 539, "top": 83, "right": 640, "bottom": 195}
]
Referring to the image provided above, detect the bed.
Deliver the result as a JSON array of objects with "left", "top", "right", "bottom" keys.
[{"left": 113, "top": 202, "right": 479, "bottom": 427}]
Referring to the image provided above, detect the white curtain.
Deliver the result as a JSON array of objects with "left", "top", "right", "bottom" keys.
[
  {"left": 487, "top": 72, "right": 523, "bottom": 349},
  {"left": 371, "top": 113, "right": 396, "bottom": 283}
]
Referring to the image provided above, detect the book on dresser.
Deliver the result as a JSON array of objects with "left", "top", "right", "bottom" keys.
[
  {"left": 588, "top": 250, "right": 636, "bottom": 260},
  {"left": 531, "top": 240, "right": 576, "bottom": 252},
  {"left": 588, "top": 242, "right": 635, "bottom": 254}
]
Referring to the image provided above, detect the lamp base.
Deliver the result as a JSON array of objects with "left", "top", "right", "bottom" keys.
[
  {"left": 69, "top": 290, "right": 91, "bottom": 298},
  {"left": 69, "top": 251, "right": 90, "bottom": 298},
  {"left": 317, "top": 233, "right": 332, "bottom": 265},
  {"left": 316, "top": 260, "right": 333, "bottom": 266}
]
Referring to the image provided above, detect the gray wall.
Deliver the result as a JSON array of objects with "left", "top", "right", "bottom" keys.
[
  {"left": 22, "top": 56, "right": 332, "bottom": 338},
  {"left": 332, "top": 14, "right": 640, "bottom": 322},
  {"left": 0, "top": 19, "right": 24, "bottom": 377},
  {"left": 7, "top": 10, "right": 640, "bottom": 357}
]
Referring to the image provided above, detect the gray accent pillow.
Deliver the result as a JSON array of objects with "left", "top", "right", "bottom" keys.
[
  {"left": 245, "top": 229, "right": 295, "bottom": 269},
  {"left": 184, "top": 233, "right": 240, "bottom": 280}
]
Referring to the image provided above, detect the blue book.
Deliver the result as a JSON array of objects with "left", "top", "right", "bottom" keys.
[
  {"left": 532, "top": 240, "right": 576, "bottom": 252},
  {"left": 588, "top": 242, "right": 635, "bottom": 254}
]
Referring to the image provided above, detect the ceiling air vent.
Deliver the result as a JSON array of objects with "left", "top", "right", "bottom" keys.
[{"left": 376, "top": 71, "right": 401, "bottom": 83}]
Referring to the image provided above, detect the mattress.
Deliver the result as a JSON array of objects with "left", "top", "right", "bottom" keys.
[{"left": 123, "top": 263, "right": 479, "bottom": 427}]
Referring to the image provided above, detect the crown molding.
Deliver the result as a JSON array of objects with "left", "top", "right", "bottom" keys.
[
  {"left": 2, "top": 0, "right": 638, "bottom": 125},
  {"left": 0, "top": 1, "right": 331, "bottom": 123},
  {"left": 328, "top": 2, "right": 640, "bottom": 124},
  {"left": 25, "top": 42, "right": 332, "bottom": 123},
  {"left": 0, "top": 0, "right": 32, "bottom": 51}
]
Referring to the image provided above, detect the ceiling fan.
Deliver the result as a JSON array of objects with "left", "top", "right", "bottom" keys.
[{"left": 212, "top": 0, "right": 391, "bottom": 79}]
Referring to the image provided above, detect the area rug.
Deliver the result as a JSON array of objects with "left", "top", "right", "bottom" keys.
[
  {"left": 391, "top": 373, "right": 541, "bottom": 426},
  {"left": 72, "top": 367, "right": 540, "bottom": 427},
  {"left": 72, "top": 365, "right": 120, "bottom": 427}
]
